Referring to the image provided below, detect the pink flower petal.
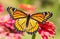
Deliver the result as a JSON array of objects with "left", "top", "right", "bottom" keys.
[
  {"left": 38, "top": 22, "right": 56, "bottom": 39},
  {"left": 0, "top": 4, "right": 4, "bottom": 14}
]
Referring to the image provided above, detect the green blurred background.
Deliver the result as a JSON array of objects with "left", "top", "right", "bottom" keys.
[{"left": 0, "top": 0, "right": 60, "bottom": 39}]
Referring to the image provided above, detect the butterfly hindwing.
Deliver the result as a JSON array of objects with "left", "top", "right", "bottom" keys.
[
  {"left": 15, "top": 18, "right": 27, "bottom": 32},
  {"left": 31, "top": 12, "right": 53, "bottom": 23},
  {"left": 7, "top": 7, "right": 27, "bottom": 19},
  {"left": 26, "top": 18, "right": 39, "bottom": 34}
]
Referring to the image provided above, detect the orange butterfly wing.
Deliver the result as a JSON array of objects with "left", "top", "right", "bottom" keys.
[
  {"left": 7, "top": 7, "right": 27, "bottom": 19},
  {"left": 31, "top": 12, "right": 53, "bottom": 23}
]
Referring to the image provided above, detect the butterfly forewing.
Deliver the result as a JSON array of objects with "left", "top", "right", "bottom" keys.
[
  {"left": 7, "top": 7, "right": 27, "bottom": 19},
  {"left": 31, "top": 12, "right": 53, "bottom": 23}
]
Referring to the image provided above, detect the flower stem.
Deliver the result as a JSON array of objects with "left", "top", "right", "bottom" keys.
[{"left": 32, "top": 33, "right": 36, "bottom": 39}]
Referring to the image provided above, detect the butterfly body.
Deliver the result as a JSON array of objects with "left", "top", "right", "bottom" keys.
[
  {"left": 26, "top": 14, "right": 30, "bottom": 27},
  {"left": 7, "top": 7, "right": 53, "bottom": 34}
]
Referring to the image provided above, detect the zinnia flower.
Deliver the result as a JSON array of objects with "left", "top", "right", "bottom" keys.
[
  {"left": 0, "top": 15, "right": 22, "bottom": 39},
  {"left": 38, "top": 22, "right": 55, "bottom": 39},
  {"left": 19, "top": 4, "right": 35, "bottom": 11}
]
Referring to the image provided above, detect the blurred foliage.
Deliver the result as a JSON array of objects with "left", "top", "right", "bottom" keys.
[
  {"left": 0, "top": 0, "right": 60, "bottom": 39},
  {"left": 40, "top": 0, "right": 54, "bottom": 7},
  {"left": 18, "top": 0, "right": 34, "bottom": 4}
]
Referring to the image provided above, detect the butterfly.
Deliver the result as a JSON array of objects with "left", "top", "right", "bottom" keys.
[{"left": 7, "top": 7, "right": 53, "bottom": 34}]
